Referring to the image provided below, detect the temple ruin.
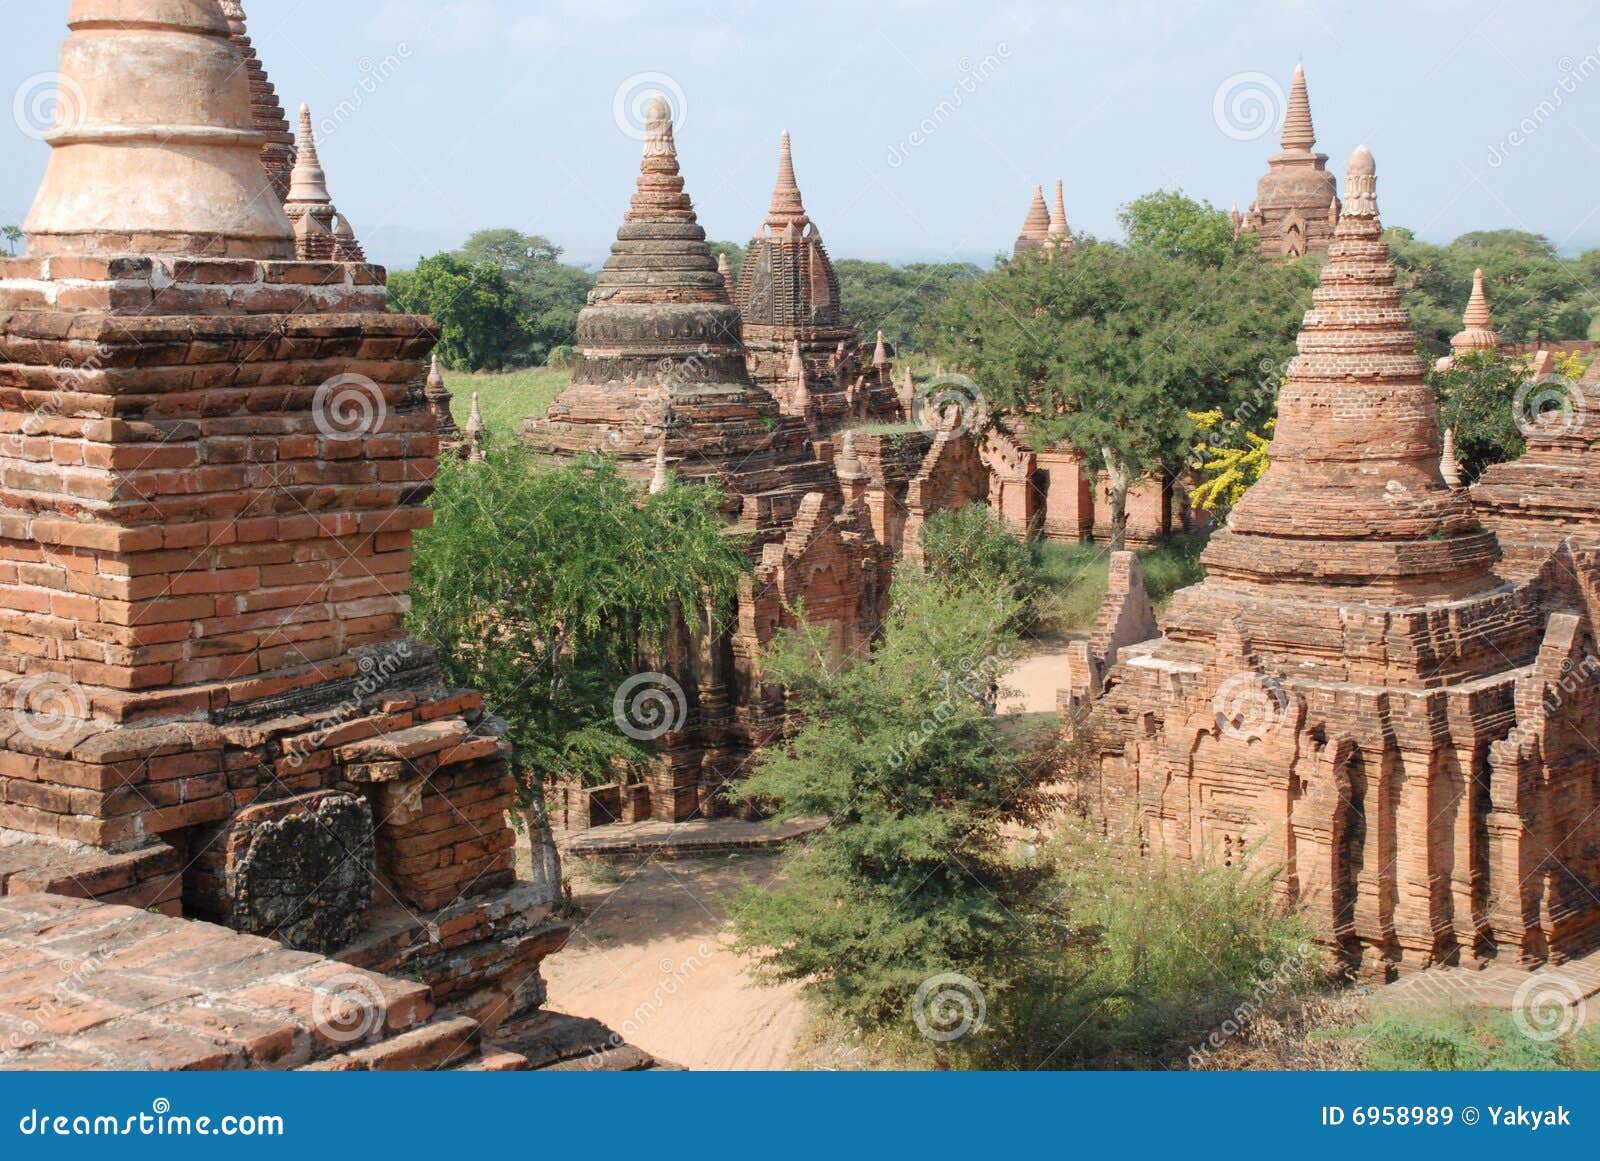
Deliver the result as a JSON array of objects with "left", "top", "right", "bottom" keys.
[
  {"left": 0, "top": 0, "right": 648, "bottom": 1071},
  {"left": 1233, "top": 65, "right": 1340, "bottom": 259},
  {"left": 524, "top": 99, "right": 893, "bottom": 825},
  {"left": 731, "top": 132, "right": 901, "bottom": 435},
  {"left": 1070, "top": 146, "right": 1600, "bottom": 974}
]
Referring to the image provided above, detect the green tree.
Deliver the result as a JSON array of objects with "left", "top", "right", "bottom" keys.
[
  {"left": 388, "top": 253, "right": 523, "bottom": 371},
  {"left": 926, "top": 240, "right": 1312, "bottom": 549},
  {"left": 1, "top": 225, "right": 21, "bottom": 257},
  {"left": 707, "top": 240, "right": 745, "bottom": 285},
  {"left": 409, "top": 449, "right": 749, "bottom": 896},
  {"left": 918, "top": 504, "right": 1039, "bottom": 628},
  {"left": 453, "top": 228, "right": 595, "bottom": 365},
  {"left": 1387, "top": 227, "right": 1594, "bottom": 353},
  {"left": 731, "top": 570, "right": 1054, "bottom": 1037},
  {"left": 1118, "top": 189, "right": 1258, "bottom": 267},
  {"left": 833, "top": 259, "right": 982, "bottom": 352}
]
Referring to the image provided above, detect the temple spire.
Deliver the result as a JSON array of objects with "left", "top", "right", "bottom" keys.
[
  {"left": 1280, "top": 63, "right": 1316, "bottom": 153},
  {"left": 628, "top": 96, "right": 694, "bottom": 222},
  {"left": 1013, "top": 185, "right": 1051, "bottom": 257},
  {"left": 1200, "top": 145, "right": 1500, "bottom": 602},
  {"left": 287, "top": 105, "right": 331, "bottom": 206},
  {"left": 766, "top": 130, "right": 809, "bottom": 231},
  {"left": 1048, "top": 179, "right": 1071, "bottom": 244},
  {"left": 1450, "top": 268, "right": 1501, "bottom": 357},
  {"left": 220, "top": 1, "right": 295, "bottom": 202}
]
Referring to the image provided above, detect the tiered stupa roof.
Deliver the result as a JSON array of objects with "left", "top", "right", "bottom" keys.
[
  {"left": 731, "top": 131, "right": 900, "bottom": 434},
  {"left": 1239, "top": 64, "right": 1340, "bottom": 258},
  {"left": 220, "top": 1, "right": 296, "bottom": 202},
  {"left": 1195, "top": 147, "right": 1502, "bottom": 605},
  {"left": 1013, "top": 185, "right": 1051, "bottom": 257},
  {"left": 528, "top": 101, "right": 835, "bottom": 523}
]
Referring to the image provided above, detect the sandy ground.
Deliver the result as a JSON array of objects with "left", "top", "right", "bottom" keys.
[
  {"left": 542, "top": 852, "right": 809, "bottom": 1071},
  {"left": 999, "top": 638, "right": 1075, "bottom": 716},
  {"left": 541, "top": 645, "right": 1072, "bottom": 1071}
]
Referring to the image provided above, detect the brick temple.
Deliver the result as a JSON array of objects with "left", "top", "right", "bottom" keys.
[
  {"left": 0, "top": 0, "right": 650, "bottom": 1071},
  {"left": 731, "top": 131, "right": 901, "bottom": 436},
  {"left": 1069, "top": 147, "right": 1600, "bottom": 974},
  {"left": 524, "top": 99, "right": 896, "bottom": 825},
  {"left": 1232, "top": 65, "right": 1341, "bottom": 259}
]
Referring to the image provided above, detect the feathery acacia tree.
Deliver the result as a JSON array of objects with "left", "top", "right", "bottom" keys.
[
  {"left": 409, "top": 449, "right": 749, "bottom": 897},
  {"left": 925, "top": 239, "right": 1312, "bottom": 549}
]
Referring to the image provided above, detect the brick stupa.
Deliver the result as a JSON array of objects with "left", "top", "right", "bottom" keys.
[
  {"left": 220, "top": 0, "right": 295, "bottom": 202},
  {"left": 1070, "top": 147, "right": 1600, "bottom": 973},
  {"left": 527, "top": 99, "right": 889, "bottom": 823},
  {"left": 1012, "top": 185, "right": 1051, "bottom": 257},
  {"left": 732, "top": 132, "right": 901, "bottom": 436},
  {"left": 0, "top": 0, "right": 596, "bottom": 1063},
  {"left": 1236, "top": 65, "right": 1340, "bottom": 258}
]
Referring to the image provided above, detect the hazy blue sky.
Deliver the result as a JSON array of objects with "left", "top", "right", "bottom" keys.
[{"left": 3, "top": 0, "right": 1599, "bottom": 269}]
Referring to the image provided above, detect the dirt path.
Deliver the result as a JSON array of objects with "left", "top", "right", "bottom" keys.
[
  {"left": 999, "top": 638, "right": 1076, "bottom": 717},
  {"left": 541, "top": 852, "right": 808, "bottom": 1070}
]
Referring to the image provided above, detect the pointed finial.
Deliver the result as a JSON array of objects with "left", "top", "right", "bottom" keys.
[
  {"left": 287, "top": 104, "right": 331, "bottom": 206},
  {"left": 1464, "top": 268, "right": 1492, "bottom": 329},
  {"left": 427, "top": 353, "right": 445, "bottom": 391},
  {"left": 1048, "top": 180, "right": 1070, "bottom": 242},
  {"left": 1281, "top": 63, "right": 1316, "bottom": 153},
  {"left": 873, "top": 331, "right": 889, "bottom": 368},
  {"left": 1451, "top": 268, "right": 1501, "bottom": 355},
  {"left": 788, "top": 340, "right": 806, "bottom": 382},
  {"left": 649, "top": 440, "right": 671, "bottom": 494},
  {"left": 716, "top": 252, "right": 731, "bottom": 286},
  {"left": 627, "top": 95, "right": 694, "bottom": 221},
  {"left": 1017, "top": 185, "right": 1050, "bottom": 245},
  {"left": 1441, "top": 427, "right": 1463, "bottom": 489},
  {"left": 766, "top": 130, "right": 810, "bottom": 230}
]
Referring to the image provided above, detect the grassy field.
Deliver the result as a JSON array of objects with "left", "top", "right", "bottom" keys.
[
  {"left": 442, "top": 367, "right": 572, "bottom": 441},
  {"left": 1033, "top": 533, "right": 1208, "bottom": 637}
]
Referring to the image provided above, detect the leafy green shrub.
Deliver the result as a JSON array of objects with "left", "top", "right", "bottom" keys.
[
  {"left": 918, "top": 504, "right": 1039, "bottom": 625},
  {"left": 962, "top": 822, "right": 1319, "bottom": 1069},
  {"left": 546, "top": 344, "right": 577, "bottom": 370},
  {"left": 731, "top": 572, "right": 1054, "bottom": 1038},
  {"left": 1347, "top": 1008, "right": 1600, "bottom": 1071}
]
